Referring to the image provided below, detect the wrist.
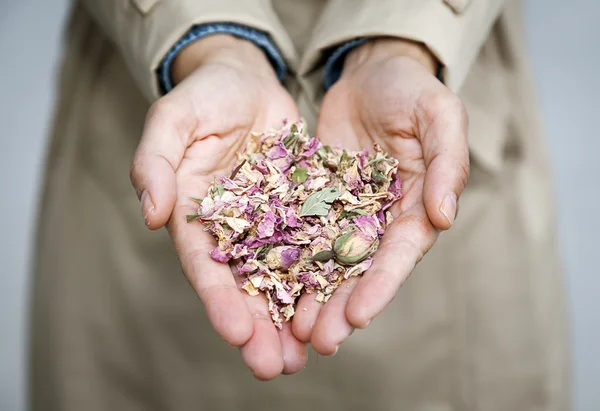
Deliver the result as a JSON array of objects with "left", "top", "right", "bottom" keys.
[
  {"left": 343, "top": 38, "right": 439, "bottom": 77},
  {"left": 172, "top": 34, "right": 276, "bottom": 84}
]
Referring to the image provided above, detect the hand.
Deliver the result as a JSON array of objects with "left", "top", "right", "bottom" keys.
[
  {"left": 129, "top": 35, "right": 306, "bottom": 379},
  {"left": 292, "top": 39, "right": 470, "bottom": 355}
]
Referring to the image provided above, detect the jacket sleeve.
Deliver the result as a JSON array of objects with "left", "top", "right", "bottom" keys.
[
  {"left": 79, "top": 0, "right": 296, "bottom": 101},
  {"left": 299, "top": 0, "right": 506, "bottom": 94}
]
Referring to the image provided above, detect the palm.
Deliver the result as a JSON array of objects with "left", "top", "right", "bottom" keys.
[
  {"left": 292, "top": 56, "right": 468, "bottom": 355},
  {"left": 175, "top": 64, "right": 298, "bottom": 181},
  {"left": 319, "top": 64, "right": 430, "bottom": 229}
]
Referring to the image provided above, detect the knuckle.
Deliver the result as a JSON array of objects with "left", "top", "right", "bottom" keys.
[
  {"left": 423, "top": 90, "right": 449, "bottom": 113},
  {"left": 458, "top": 160, "right": 470, "bottom": 188},
  {"left": 129, "top": 157, "right": 143, "bottom": 186},
  {"left": 387, "top": 237, "right": 425, "bottom": 262},
  {"left": 446, "top": 154, "right": 470, "bottom": 191},
  {"left": 425, "top": 91, "right": 467, "bottom": 123},
  {"left": 251, "top": 311, "right": 274, "bottom": 322},
  {"left": 380, "top": 216, "right": 439, "bottom": 264},
  {"left": 183, "top": 247, "right": 212, "bottom": 271},
  {"left": 181, "top": 247, "right": 216, "bottom": 287},
  {"left": 146, "top": 98, "right": 193, "bottom": 146},
  {"left": 336, "top": 277, "right": 359, "bottom": 297},
  {"left": 460, "top": 101, "right": 469, "bottom": 126},
  {"left": 370, "top": 267, "right": 401, "bottom": 288},
  {"left": 199, "top": 283, "right": 237, "bottom": 303},
  {"left": 395, "top": 214, "right": 437, "bottom": 243},
  {"left": 147, "top": 98, "right": 176, "bottom": 122}
]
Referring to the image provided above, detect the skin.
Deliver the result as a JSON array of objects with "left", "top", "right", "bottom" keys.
[{"left": 130, "top": 35, "right": 469, "bottom": 378}]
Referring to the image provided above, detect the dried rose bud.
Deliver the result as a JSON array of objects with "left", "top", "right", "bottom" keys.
[
  {"left": 266, "top": 246, "right": 301, "bottom": 270},
  {"left": 333, "top": 225, "right": 379, "bottom": 265}
]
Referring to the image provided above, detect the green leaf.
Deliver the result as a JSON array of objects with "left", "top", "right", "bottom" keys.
[
  {"left": 316, "top": 145, "right": 331, "bottom": 160},
  {"left": 365, "top": 156, "right": 386, "bottom": 168},
  {"left": 340, "top": 209, "right": 367, "bottom": 219},
  {"left": 283, "top": 134, "right": 295, "bottom": 149},
  {"left": 283, "top": 127, "right": 298, "bottom": 149},
  {"left": 214, "top": 183, "right": 225, "bottom": 197},
  {"left": 309, "top": 250, "right": 335, "bottom": 262},
  {"left": 186, "top": 214, "right": 203, "bottom": 222},
  {"left": 291, "top": 167, "right": 308, "bottom": 184},
  {"left": 372, "top": 169, "right": 390, "bottom": 184},
  {"left": 300, "top": 187, "right": 341, "bottom": 217},
  {"left": 340, "top": 150, "right": 351, "bottom": 164},
  {"left": 338, "top": 150, "right": 352, "bottom": 174},
  {"left": 190, "top": 197, "right": 203, "bottom": 204},
  {"left": 255, "top": 244, "right": 273, "bottom": 259}
]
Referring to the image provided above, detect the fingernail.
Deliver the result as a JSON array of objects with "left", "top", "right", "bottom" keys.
[
  {"left": 332, "top": 345, "right": 339, "bottom": 356},
  {"left": 140, "top": 190, "right": 155, "bottom": 226},
  {"left": 440, "top": 192, "right": 457, "bottom": 226}
]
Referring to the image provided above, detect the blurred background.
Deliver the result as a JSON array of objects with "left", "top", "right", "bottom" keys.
[{"left": 1, "top": 0, "right": 598, "bottom": 410}]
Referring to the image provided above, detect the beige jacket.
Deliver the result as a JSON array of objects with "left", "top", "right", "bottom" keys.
[{"left": 29, "top": 1, "right": 570, "bottom": 410}]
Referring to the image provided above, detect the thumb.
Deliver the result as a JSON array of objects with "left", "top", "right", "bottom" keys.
[
  {"left": 419, "top": 93, "right": 470, "bottom": 230},
  {"left": 130, "top": 101, "right": 188, "bottom": 230}
]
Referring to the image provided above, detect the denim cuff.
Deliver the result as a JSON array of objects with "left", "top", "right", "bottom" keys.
[
  {"left": 323, "top": 38, "right": 444, "bottom": 90},
  {"left": 158, "top": 23, "right": 287, "bottom": 94},
  {"left": 323, "top": 38, "right": 368, "bottom": 91}
]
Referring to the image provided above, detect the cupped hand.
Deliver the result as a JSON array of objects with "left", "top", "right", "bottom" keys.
[
  {"left": 129, "top": 35, "right": 306, "bottom": 379},
  {"left": 292, "top": 39, "right": 470, "bottom": 355}
]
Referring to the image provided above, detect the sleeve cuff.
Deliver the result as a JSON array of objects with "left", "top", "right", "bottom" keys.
[
  {"left": 323, "top": 38, "right": 368, "bottom": 90},
  {"left": 323, "top": 38, "right": 445, "bottom": 91},
  {"left": 159, "top": 23, "right": 288, "bottom": 94}
]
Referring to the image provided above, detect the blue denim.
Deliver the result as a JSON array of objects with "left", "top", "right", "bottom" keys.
[
  {"left": 323, "top": 38, "right": 368, "bottom": 90},
  {"left": 158, "top": 23, "right": 287, "bottom": 94}
]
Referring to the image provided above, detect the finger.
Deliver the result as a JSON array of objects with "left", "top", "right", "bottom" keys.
[
  {"left": 278, "top": 322, "right": 308, "bottom": 374},
  {"left": 418, "top": 92, "right": 470, "bottom": 230},
  {"left": 311, "top": 277, "right": 359, "bottom": 356},
  {"left": 239, "top": 292, "right": 284, "bottom": 381},
  {"left": 291, "top": 293, "right": 324, "bottom": 343},
  {"left": 130, "top": 99, "right": 192, "bottom": 230},
  {"left": 169, "top": 194, "right": 254, "bottom": 348},
  {"left": 346, "top": 205, "right": 437, "bottom": 328}
]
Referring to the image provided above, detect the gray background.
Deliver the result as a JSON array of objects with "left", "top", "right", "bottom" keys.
[{"left": 0, "top": 1, "right": 598, "bottom": 410}]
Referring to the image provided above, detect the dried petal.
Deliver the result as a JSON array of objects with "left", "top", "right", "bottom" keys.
[
  {"left": 301, "top": 137, "right": 320, "bottom": 157},
  {"left": 344, "top": 257, "right": 373, "bottom": 279},
  {"left": 266, "top": 143, "right": 289, "bottom": 159},
  {"left": 257, "top": 212, "right": 277, "bottom": 238},
  {"left": 210, "top": 247, "right": 232, "bottom": 263},
  {"left": 343, "top": 161, "right": 363, "bottom": 191},
  {"left": 242, "top": 280, "right": 259, "bottom": 296}
]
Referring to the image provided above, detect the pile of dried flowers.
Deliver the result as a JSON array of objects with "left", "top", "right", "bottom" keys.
[{"left": 187, "top": 120, "right": 401, "bottom": 328}]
